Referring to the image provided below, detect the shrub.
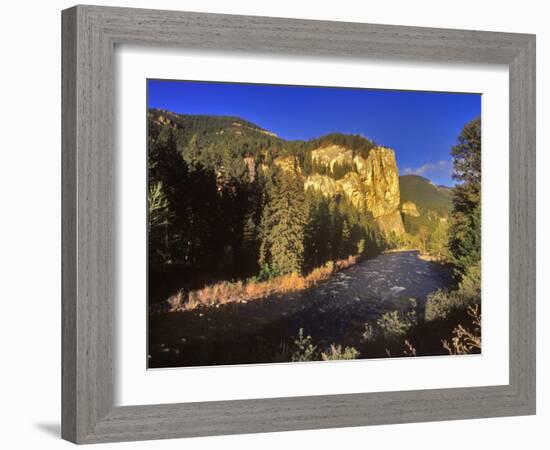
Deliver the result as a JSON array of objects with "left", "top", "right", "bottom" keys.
[
  {"left": 377, "top": 311, "right": 411, "bottom": 340},
  {"left": 361, "top": 322, "right": 376, "bottom": 342},
  {"left": 442, "top": 304, "right": 481, "bottom": 355},
  {"left": 324, "top": 260, "right": 335, "bottom": 273},
  {"left": 321, "top": 344, "right": 360, "bottom": 361},
  {"left": 406, "top": 298, "right": 418, "bottom": 324},
  {"left": 425, "top": 287, "right": 479, "bottom": 322},
  {"left": 257, "top": 263, "right": 280, "bottom": 281},
  {"left": 291, "top": 328, "right": 318, "bottom": 362},
  {"left": 356, "top": 239, "right": 366, "bottom": 255},
  {"left": 402, "top": 339, "right": 417, "bottom": 357},
  {"left": 425, "top": 289, "right": 462, "bottom": 321},
  {"left": 459, "top": 262, "right": 481, "bottom": 299}
]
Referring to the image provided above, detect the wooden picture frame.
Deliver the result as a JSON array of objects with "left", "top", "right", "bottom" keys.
[{"left": 62, "top": 5, "right": 536, "bottom": 444}]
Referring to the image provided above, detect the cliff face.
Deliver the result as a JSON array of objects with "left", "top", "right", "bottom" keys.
[
  {"left": 149, "top": 109, "right": 406, "bottom": 238},
  {"left": 273, "top": 155, "right": 302, "bottom": 174},
  {"left": 304, "top": 145, "right": 405, "bottom": 236}
]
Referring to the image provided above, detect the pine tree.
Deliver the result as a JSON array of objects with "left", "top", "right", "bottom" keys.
[
  {"left": 148, "top": 180, "right": 174, "bottom": 264},
  {"left": 430, "top": 219, "right": 449, "bottom": 260},
  {"left": 148, "top": 181, "right": 172, "bottom": 230},
  {"left": 242, "top": 213, "right": 260, "bottom": 273},
  {"left": 448, "top": 117, "right": 481, "bottom": 282},
  {"left": 302, "top": 151, "right": 313, "bottom": 176},
  {"left": 304, "top": 191, "right": 332, "bottom": 269},
  {"left": 328, "top": 198, "right": 343, "bottom": 260},
  {"left": 340, "top": 219, "right": 352, "bottom": 258},
  {"left": 259, "top": 169, "right": 308, "bottom": 275},
  {"left": 148, "top": 127, "right": 186, "bottom": 266},
  {"left": 418, "top": 225, "right": 430, "bottom": 254}
]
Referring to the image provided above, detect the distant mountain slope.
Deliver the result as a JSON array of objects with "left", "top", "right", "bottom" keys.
[
  {"left": 149, "top": 108, "right": 278, "bottom": 136},
  {"left": 399, "top": 175, "right": 453, "bottom": 214},
  {"left": 148, "top": 108, "right": 378, "bottom": 163}
]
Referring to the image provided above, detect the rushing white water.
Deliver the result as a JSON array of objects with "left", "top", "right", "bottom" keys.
[{"left": 281, "top": 250, "right": 453, "bottom": 319}]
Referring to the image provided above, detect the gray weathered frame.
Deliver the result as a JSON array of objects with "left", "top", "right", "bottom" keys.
[{"left": 62, "top": 4, "right": 536, "bottom": 444}]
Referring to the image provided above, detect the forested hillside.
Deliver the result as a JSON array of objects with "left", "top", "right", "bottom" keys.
[
  {"left": 399, "top": 175, "right": 453, "bottom": 213},
  {"left": 147, "top": 109, "right": 390, "bottom": 301},
  {"left": 397, "top": 174, "right": 453, "bottom": 257}
]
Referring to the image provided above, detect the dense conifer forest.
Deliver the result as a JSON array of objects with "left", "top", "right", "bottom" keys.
[{"left": 148, "top": 109, "right": 386, "bottom": 299}]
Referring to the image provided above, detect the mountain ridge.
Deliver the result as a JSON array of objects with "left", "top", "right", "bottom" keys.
[
  {"left": 148, "top": 108, "right": 450, "bottom": 241},
  {"left": 398, "top": 174, "right": 453, "bottom": 214}
]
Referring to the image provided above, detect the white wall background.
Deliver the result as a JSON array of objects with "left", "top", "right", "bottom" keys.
[{"left": 0, "top": 0, "right": 546, "bottom": 448}]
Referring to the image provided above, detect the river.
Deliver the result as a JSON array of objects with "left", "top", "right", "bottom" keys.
[{"left": 148, "top": 250, "right": 453, "bottom": 367}]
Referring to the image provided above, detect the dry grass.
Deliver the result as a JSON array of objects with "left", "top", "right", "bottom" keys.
[
  {"left": 304, "top": 261, "right": 334, "bottom": 285},
  {"left": 244, "top": 280, "right": 274, "bottom": 299},
  {"left": 278, "top": 272, "right": 307, "bottom": 293},
  {"left": 167, "top": 255, "right": 359, "bottom": 312},
  {"left": 321, "top": 344, "right": 360, "bottom": 361},
  {"left": 167, "top": 290, "right": 186, "bottom": 312}
]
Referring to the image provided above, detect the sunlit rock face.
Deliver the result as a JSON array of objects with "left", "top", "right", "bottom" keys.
[
  {"left": 273, "top": 155, "right": 302, "bottom": 174},
  {"left": 243, "top": 156, "right": 256, "bottom": 182},
  {"left": 304, "top": 172, "right": 338, "bottom": 194},
  {"left": 305, "top": 145, "right": 405, "bottom": 236},
  {"left": 401, "top": 200, "right": 420, "bottom": 217},
  {"left": 376, "top": 210, "right": 406, "bottom": 236}
]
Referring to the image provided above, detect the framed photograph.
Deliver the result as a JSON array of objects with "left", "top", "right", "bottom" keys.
[{"left": 62, "top": 5, "right": 536, "bottom": 444}]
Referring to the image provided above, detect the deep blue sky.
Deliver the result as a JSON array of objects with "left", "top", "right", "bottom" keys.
[{"left": 148, "top": 79, "right": 481, "bottom": 186}]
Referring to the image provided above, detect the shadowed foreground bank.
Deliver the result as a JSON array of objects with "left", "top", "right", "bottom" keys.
[{"left": 148, "top": 251, "right": 464, "bottom": 368}]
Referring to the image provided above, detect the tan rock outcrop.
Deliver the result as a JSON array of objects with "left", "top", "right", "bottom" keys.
[
  {"left": 273, "top": 155, "right": 302, "bottom": 174},
  {"left": 401, "top": 200, "right": 420, "bottom": 217},
  {"left": 305, "top": 145, "right": 404, "bottom": 236},
  {"left": 243, "top": 156, "right": 256, "bottom": 182}
]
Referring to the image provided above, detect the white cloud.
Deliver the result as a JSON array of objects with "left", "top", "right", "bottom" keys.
[{"left": 402, "top": 159, "right": 453, "bottom": 178}]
